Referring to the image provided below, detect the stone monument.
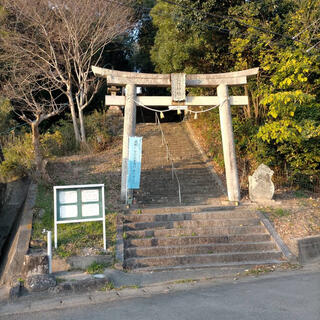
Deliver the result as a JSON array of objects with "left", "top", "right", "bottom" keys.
[{"left": 248, "top": 164, "right": 275, "bottom": 202}]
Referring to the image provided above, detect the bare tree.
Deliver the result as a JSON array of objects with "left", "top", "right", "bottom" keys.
[
  {"left": 1, "top": 61, "right": 66, "bottom": 180},
  {"left": 2, "top": 0, "right": 134, "bottom": 144}
]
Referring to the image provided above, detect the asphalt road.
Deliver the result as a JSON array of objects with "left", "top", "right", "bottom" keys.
[{"left": 3, "top": 271, "right": 320, "bottom": 320}]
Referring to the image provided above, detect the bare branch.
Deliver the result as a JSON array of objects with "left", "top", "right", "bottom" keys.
[{"left": 1, "top": 0, "right": 134, "bottom": 142}]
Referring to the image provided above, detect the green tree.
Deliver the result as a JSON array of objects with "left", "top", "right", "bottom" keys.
[
  {"left": 150, "top": 0, "right": 243, "bottom": 74},
  {"left": 229, "top": 0, "right": 320, "bottom": 178},
  {"left": 149, "top": 0, "right": 320, "bottom": 183}
]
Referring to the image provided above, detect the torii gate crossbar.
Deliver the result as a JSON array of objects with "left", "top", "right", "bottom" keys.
[{"left": 92, "top": 66, "right": 259, "bottom": 203}]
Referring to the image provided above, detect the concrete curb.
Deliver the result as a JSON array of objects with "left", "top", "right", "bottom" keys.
[
  {"left": 257, "top": 210, "right": 297, "bottom": 263},
  {"left": 0, "top": 280, "right": 206, "bottom": 316},
  {"left": 296, "top": 235, "right": 320, "bottom": 264},
  {"left": 0, "top": 182, "right": 37, "bottom": 285},
  {"left": 184, "top": 121, "right": 227, "bottom": 196},
  {"left": 1, "top": 265, "right": 319, "bottom": 317}
]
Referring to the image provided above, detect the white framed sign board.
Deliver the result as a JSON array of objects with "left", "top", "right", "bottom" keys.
[{"left": 54, "top": 184, "right": 106, "bottom": 250}]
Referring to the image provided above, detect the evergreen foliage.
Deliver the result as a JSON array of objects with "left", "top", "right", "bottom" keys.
[{"left": 148, "top": 0, "right": 320, "bottom": 185}]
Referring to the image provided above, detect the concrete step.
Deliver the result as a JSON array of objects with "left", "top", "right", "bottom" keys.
[
  {"left": 125, "top": 124, "right": 286, "bottom": 271},
  {"left": 141, "top": 171, "right": 213, "bottom": 178},
  {"left": 130, "top": 260, "right": 285, "bottom": 272},
  {"left": 139, "top": 184, "right": 220, "bottom": 192},
  {"left": 124, "top": 251, "right": 283, "bottom": 269},
  {"left": 125, "top": 233, "right": 272, "bottom": 248},
  {"left": 127, "top": 205, "right": 235, "bottom": 215},
  {"left": 138, "top": 196, "right": 225, "bottom": 205},
  {"left": 125, "top": 225, "right": 267, "bottom": 239},
  {"left": 123, "top": 218, "right": 261, "bottom": 231},
  {"left": 125, "top": 242, "right": 278, "bottom": 258},
  {"left": 123, "top": 210, "right": 257, "bottom": 223},
  {"left": 140, "top": 177, "right": 216, "bottom": 185},
  {"left": 138, "top": 189, "right": 221, "bottom": 197}
]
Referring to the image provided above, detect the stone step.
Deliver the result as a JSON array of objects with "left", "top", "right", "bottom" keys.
[
  {"left": 139, "top": 193, "right": 220, "bottom": 199},
  {"left": 139, "top": 188, "right": 219, "bottom": 196},
  {"left": 124, "top": 251, "right": 283, "bottom": 269},
  {"left": 140, "top": 178, "right": 215, "bottom": 185},
  {"left": 125, "top": 233, "right": 272, "bottom": 248},
  {"left": 124, "top": 210, "right": 257, "bottom": 223},
  {"left": 141, "top": 175, "right": 216, "bottom": 181},
  {"left": 125, "top": 225, "right": 267, "bottom": 239},
  {"left": 140, "top": 184, "right": 217, "bottom": 190},
  {"left": 138, "top": 196, "right": 225, "bottom": 205},
  {"left": 125, "top": 242, "right": 278, "bottom": 258},
  {"left": 123, "top": 218, "right": 261, "bottom": 231},
  {"left": 138, "top": 194, "right": 223, "bottom": 200},
  {"left": 138, "top": 192, "right": 224, "bottom": 200},
  {"left": 140, "top": 182, "right": 219, "bottom": 189},
  {"left": 141, "top": 171, "right": 213, "bottom": 178},
  {"left": 127, "top": 205, "right": 235, "bottom": 215},
  {"left": 131, "top": 260, "right": 285, "bottom": 272}
]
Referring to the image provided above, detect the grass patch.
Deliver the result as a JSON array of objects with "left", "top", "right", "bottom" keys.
[
  {"left": 104, "top": 281, "right": 115, "bottom": 291},
  {"left": 270, "top": 208, "right": 292, "bottom": 218},
  {"left": 32, "top": 183, "right": 54, "bottom": 239},
  {"left": 117, "top": 285, "right": 140, "bottom": 290},
  {"left": 86, "top": 262, "right": 107, "bottom": 274},
  {"left": 172, "top": 279, "right": 197, "bottom": 284},
  {"left": 259, "top": 207, "right": 292, "bottom": 219},
  {"left": 294, "top": 190, "right": 308, "bottom": 198},
  {"left": 55, "top": 277, "right": 66, "bottom": 284},
  {"left": 243, "top": 265, "right": 276, "bottom": 276},
  {"left": 243, "top": 263, "right": 302, "bottom": 277}
]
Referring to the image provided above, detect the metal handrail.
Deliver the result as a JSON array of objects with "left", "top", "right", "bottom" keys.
[{"left": 155, "top": 113, "right": 182, "bottom": 204}]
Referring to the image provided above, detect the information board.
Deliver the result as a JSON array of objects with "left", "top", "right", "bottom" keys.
[{"left": 54, "top": 184, "right": 105, "bottom": 250}]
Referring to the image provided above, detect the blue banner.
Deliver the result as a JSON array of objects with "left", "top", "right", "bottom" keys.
[{"left": 127, "top": 137, "right": 142, "bottom": 189}]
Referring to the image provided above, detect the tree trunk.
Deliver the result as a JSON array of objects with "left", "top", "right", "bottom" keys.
[
  {"left": 244, "top": 85, "right": 251, "bottom": 119},
  {"left": 67, "top": 93, "right": 81, "bottom": 143},
  {"left": 31, "top": 121, "right": 47, "bottom": 181},
  {"left": 253, "top": 96, "right": 260, "bottom": 124},
  {"left": 79, "top": 107, "right": 86, "bottom": 144}
]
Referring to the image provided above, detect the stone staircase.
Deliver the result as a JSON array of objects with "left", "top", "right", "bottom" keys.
[
  {"left": 121, "top": 122, "right": 285, "bottom": 271},
  {"left": 122, "top": 205, "right": 284, "bottom": 271},
  {"left": 134, "top": 122, "right": 224, "bottom": 206}
]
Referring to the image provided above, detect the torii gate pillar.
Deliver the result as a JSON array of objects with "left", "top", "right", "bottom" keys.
[
  {"left": 217, "top": 84, "right": 240, "bottom": 202},
  {"left": 121, "top": 84, "right": 136, "bottom": 201}
]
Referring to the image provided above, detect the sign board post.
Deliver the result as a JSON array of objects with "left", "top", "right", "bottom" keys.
[{"left": 54, "top": 184, "right": 106, "bottom": 250}]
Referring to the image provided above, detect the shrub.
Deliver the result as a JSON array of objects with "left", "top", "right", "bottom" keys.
[
  {"left": 48, "top": 118, "right": 79, "bottom": 156},
  {"left": 0, "top": 98, "right": 16, "bottom": 133},
  {"left": 41, "top": 131, "right": 64, "bottom": 158},
  {"left": 86, "top": 261, "right": 106, "bottom": 274},
  {"left": 0, "top": 121, "right": 77, "bottom": 180},
  {"left": 0, "top": 133, "right": 34, "bottom": 181},
  {"left": 85, "top": 111, "right": 123, "bottom": 152}
]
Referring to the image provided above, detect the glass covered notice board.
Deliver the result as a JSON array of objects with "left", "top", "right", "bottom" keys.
[{"left": 54, "top": 184, "right": 106, "bottom": 250}]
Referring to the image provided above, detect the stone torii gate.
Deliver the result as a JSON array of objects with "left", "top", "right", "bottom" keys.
[{"left": 92, "top": 66, "right": 259, "bottom": 203}]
